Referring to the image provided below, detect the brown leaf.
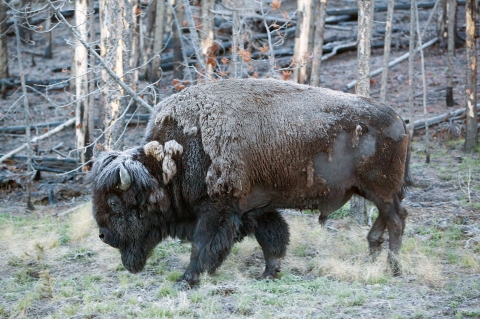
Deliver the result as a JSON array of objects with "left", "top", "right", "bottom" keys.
[
  {"left": 76, "top": 123, "right": 83, "bottom": 129},
  {"left": 282, "top": 70, "right": 292, "bottom": 81},
  {"left": 270, "top": 0, "right": 281, "bottom": 11}
]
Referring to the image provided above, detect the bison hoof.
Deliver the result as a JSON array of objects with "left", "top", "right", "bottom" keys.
[{"left": 174, "top": 279, "right": 194, "bottom": 290}]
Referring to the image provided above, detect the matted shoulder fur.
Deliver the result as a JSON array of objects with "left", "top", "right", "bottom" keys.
[{"left": 147, "top": 78, "right": 408, "bottom": 200}]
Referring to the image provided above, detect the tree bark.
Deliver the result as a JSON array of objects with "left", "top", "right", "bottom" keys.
[
  {"left": 200, "top": 0, "right": 215, "bottom": 80},
  {"left": 0, "top": 0, "right": 8, "bottom": 99},
  {"left": 305, "top": 0, "right": 317, "bottom": 83},
  {"left": 294, "top": 0, "right": 313, "bottom": 84},
  {"left": 446, "top": 0, "right": 456, "bottom": 107},
  {"left": 351, "top": 0, "right": 375, "bottom": 224},
  {"left": 379, "top": 0, "right": 394, "bottom": 103},
  {"left": 100, "top": 0, "right": 128, "bottom": 150},
  {"left": 13, "top": 14, "right": 35, "bottom": 210},
  {"left": 415, "top": 1, "right": 430, "bottom": 163},
  {"left": 408, "top": 0, "right": 417, "bottom": 134},
  {"left": 231, "top": 1, "right": 244, "bottom": 78},
  {"left": 148, "top": 0, "right": 166, "bottom": 83},
  {"left": 183, "top": 0, "right": 207, "bottom": 79},
  {"left": 310, "top": 0, "right": 328, "bottom": 86},
  {"left": 75, "top": 0, "right": 89, "bottom": 164},
  {"left": 170, "top": 0, "right": 191, "bottom": 81},
  {"left": 43, "top": 7, "right": 53, "bottom": 59},
  {"left": 464, "top": 0, "right": 478, "bottom": 151}
]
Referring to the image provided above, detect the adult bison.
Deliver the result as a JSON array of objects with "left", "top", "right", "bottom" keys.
[{"left": 87, "top": 78, "right": 411, "bottom": 287}]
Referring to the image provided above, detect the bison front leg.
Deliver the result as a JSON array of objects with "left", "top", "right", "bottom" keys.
[
  {"left": 178, "top": 205, "right": 236, "bottom": 288},
  {"left": 254, "top": 210, "right": 290, "bottom": 280}
]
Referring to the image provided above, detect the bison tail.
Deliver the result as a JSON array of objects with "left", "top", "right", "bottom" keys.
[{"left": 400, "top": 123, "right": 413, "bottom": 199}]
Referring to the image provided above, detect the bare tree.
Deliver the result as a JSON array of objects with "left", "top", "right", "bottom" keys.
[
  {"left": 148, "top": 0, "right": 166, "bottom": 83},
  {"left": 43, "top": 7, "right": 53, "bottom": 59},
  {"left": 200, "top": 0, "right": 215, "bottom": 80},
  {"left": 183, "top": 0, "right": 207, "bottom": 79},
  {"left": 0, "top": 0, "right": 9, "bottom": 98},
  {"left": 379, "top": 0, "right": 394, "bottom": 103},
  {"left": 100, "top": 0, "right": 129, "bottom": 150},
  {"left": 231, "top": 0, "right": 245, "bottom": 78},
  {"left": 446, "top": 0, "right": 456, "bottom": 107},
  {"left": 293, "top": 0, "right": 313, "bottom": 84},
  {"left": 415, "top": 1, "right": 430, "bottom": 163},
  {"left": 464, "top": 0, "right": 478, "bottom": 151},
  {"left": 75, "top": 0, "right": 89, "bottom": 164},
  {"left": 14, "top": 13, "right": 35, "bottom": 210},
  {"left": 310, "top": 0, "right": 328, "bottom": 87},
  {"left": 408, "top": 0, "right": 416, "bottom": 135},
  {"left": 351, "top": 0, "right": 375, "bottom": 224}
]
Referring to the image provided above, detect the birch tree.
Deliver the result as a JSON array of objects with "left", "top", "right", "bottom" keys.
[
  {"left": 310, "top": 0, "right": 327, "bottom": 87},
  {"left": 464, "top": 0, "right": 478, "bottom": 151},
  {"left": 148, "top": 0, "right": 165, "bottom": 83},
  {"left": 75, "top": 0, "right": 89, "bottom": 164},
  {"left": 351, "top": 0, "right": 375, "bottom": 224},
  {"left": 43, "top": 7, "right": 53, "bottom": 59},
  {"left": 379, "top": 0, "right": 394, "bottom": 103}
]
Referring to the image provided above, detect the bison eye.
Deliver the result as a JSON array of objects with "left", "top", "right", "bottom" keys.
[{"left": 110, "top": 201, "right": 115, "bottom": 207}]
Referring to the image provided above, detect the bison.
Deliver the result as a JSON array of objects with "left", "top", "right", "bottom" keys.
[{"left": 87, "top": 78, "right": 411, "bottom": 287}]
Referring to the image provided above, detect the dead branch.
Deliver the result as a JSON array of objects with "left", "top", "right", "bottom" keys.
[
  {"left": 0, "top": 118, "right": 75, "bottom": 164},
  {"left": 46, "top": 0, "right": 153, "bottom": 113},
  {"left": 55, "top": 202, "right": 90, "bottom": 217},
  {"left": 344, "top": 37, "right": 438, "bottom": 92}
]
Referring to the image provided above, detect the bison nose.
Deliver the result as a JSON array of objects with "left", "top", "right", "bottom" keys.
[{"left": 99, "top": 232, "right": 105, "bottom": 242}]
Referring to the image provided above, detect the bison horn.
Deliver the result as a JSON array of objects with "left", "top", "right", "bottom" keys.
[{"left": 118, "top": 163, "right": 131, "bottom": 190}]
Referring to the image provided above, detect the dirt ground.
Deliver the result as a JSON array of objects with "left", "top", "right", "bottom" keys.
[{"left": 0, "top": 0, "right": 479, "bottom": 318}]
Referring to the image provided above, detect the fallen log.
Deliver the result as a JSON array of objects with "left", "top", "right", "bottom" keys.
[
  {"left": 410, "top": 107, "right": 480, "bottom": 131},
  {"left": 0, "top": 117, "right": 75, "bottom": 164},
  {"left": 344, "top": 37, "right": 438, "bottom": 92}
]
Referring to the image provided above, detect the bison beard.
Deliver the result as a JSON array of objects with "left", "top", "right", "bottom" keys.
[{"left": 87, "top": 78, "right": 411, "bottom": 287}]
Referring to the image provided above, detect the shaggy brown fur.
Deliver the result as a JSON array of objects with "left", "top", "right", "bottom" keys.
[{"left": 89, "top": 78, "right": 411, "bottom": 287}]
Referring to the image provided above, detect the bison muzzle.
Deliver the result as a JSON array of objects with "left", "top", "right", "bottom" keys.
[{"left": 87, "top": 78, "right": 412, "bottom": 287}]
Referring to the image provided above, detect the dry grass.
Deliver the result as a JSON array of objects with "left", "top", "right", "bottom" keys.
[{"left": 1, "top": 201, "right": 479, "bottom": 318}]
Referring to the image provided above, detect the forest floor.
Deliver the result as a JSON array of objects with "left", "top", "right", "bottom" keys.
[{"left": 1, "top": 0, "right": 480, "bottom": 318}]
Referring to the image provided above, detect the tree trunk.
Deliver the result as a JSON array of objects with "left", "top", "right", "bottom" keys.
[
  {"left": 464, "top": 0, "right": 478, "bottom": 151},
  {"left": 379, "top": 0, "right": 395, "bottom": 103},
  {"left": 446, "top": 0, "right": 456, "bottom": 107},
  {"left": 170, "top": 0, "right": 191, "bottom": 81},
  {"left": 294, "top": 0, "right": 313, "bottom": 84},
  {"left": 14, "top": 13, "right": 35, "bottom": 210},
  {"left": 351, "top": 0, "right": 375, "bottom": 225},
  {"left": 231, "top": 1, "right": 244, "bottom": 78},
  {"left": 408, "top": 0, "right": 416, "bottom": 134},
  {"left": 75, "top": 0, "right": 89, "bottom": 164},
  {"left": 415, "top": 1, "right": 430, "bottom": 163},
  {"left": 148, "top": 0, "right": 165, "bottom": 83},
  {"left": 86, "top": 0, "right": 96, "bottom": 163},
  {"left": 305, "top": 0, "right": 317, "bottom": 83},
  {"left": 183, "top": 0, "right": 206, "bottom": 79},
  {"left": 0, "top": 0, "right": 9, "bottom": 99},
  {"left": 200, "top": 0, "right": 215, "bottom": 80},
  {"left": 43, "top": 7, "right": 53, "bottom": 59},
  {"left": 310, "top": 0, "right": 328, "bottom": 87},
  {"left": 100, "top": 0, "right": 128, "bottom": 150}
]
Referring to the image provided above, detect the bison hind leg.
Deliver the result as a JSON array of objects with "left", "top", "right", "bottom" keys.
[
  {"left": 252, "top": 209, "right": 290, "bottom": 280},
  {"left": 365, "top": 192, "right": 407, "bottom": 276}
]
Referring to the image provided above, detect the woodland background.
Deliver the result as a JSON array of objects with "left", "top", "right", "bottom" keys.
[{"left": 0, "top": 0, "right": 480, "bottom": 318}]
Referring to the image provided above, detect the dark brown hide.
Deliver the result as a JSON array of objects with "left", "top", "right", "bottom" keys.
[{"left": 88, "top": 78, "right": 411, "bottom": 286}]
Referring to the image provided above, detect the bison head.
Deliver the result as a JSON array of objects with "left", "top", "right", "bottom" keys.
[{"left": 86, "top": 141, "right": 183, "bottom": 273}]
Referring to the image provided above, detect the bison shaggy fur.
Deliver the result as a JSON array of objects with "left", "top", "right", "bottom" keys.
[{"left": 87, "top": 78, "right": 411, "bottom": 287}]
